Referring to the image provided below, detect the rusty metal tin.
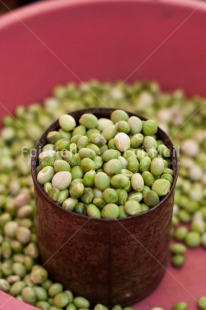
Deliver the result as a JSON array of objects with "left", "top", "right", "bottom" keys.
[{"left": 31, "top": 108, "right": 178, "bottom": 306}]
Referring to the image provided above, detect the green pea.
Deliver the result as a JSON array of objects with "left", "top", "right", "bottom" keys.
[
  {"left": 114, "top": 133, "right": 130, "bottom": 152},
  {"left": 104, "top": 159, "right": 122, "bottom": 175},
  {"left": 191, "top": 220, "right": 205, "bottom": 234},
  {"left": 128, "top": 116, "right": 142, "bottom": 134},
  {"left": 101, "top": 204, "right": 119, "bottom": 219},
  {"left": 103, "top": 188, "right": 118, "bottom": 203},
  {"left": 172, "top": 302, "right": 187, "bottom": 310},
  {"left": 144, "top": 190, "right": 160, "bottom": 207},
  {"left": 55, "top": 139, "right": 70, "bottom": 151},
  {"left": 119, "top": 205, "right": 128, "bottom": 218},
  {"left": 130, "top": 133, "right": 144, "bottom": 148},
  {"left": 178, "top": 210, "right": 191, "bottom": 223},
  {"left": 48, "top": 188, "right": 60, "bottom": 202},
  {"left": 120, "top": 169, "right": 133, "bottom": 178},
  {"left": 78, "top": 148, "right": 96, "bottom": 160},
  {"left": 141, "top": 203, "right": 149, "bottom": 212},
  {"left": 36, "top": 301, "right": 50, "bottom": 310},
  {"left": 89, "top": 133, "right": 106, "bottom": 147},
  {"left": 143, "top": 136, "right": 157, "bottom": 150},
  {"left": 185, "top": 232, "right": 201, "bottom": 248},
  {"left": 66, "top": 303, "right": 77, "bottom": 310},
  {"left": 65, "top": 290, "right": 73, "bottom": 303},
  {"left": 87, "top": 143, "right": 100, "bottom": 155},
  {"left": 54, "top": 160, "right": 71, "bottom": 172},
  {"left": 1, "top": 262, "right": 12, "bottom": 277},
  {"left": 80, "top": 187, "right": 94, "bottom": 204},
  {"left": 142, "top": 119, "right": 157, "bottom": 135},
  {"left": 59, "top": 114, "right": 76, "bottom": 131},
  {"left": 37, "top": 167, "right": 54, "bottom": 185},
  {"left": 94, "top": 172, "right": 110, "bottom": 191},
  {"left": 21, "top": 287, "right": 37, "bottom": 304},
  {"left": 24, "top": 243, "right": 39, "bottom": 259},
  {"left": 75, "top": 203, "right": 86, "bottom": 215},
  {"left": 98, "top": 118, "right": 113, "bottom": 131},
  {"left": 116, "top": 189, "right": 128, "bottom": 205},
  {"left": 124, "top": 200, "right": 141, "bottom": 216},
  {"left": 174, "top": 226, "right": 188, "bottom": 241},
  {"left": 34, "top": 286, "right": 48, "bottom": 301},
  {"left": 111, "top": 110, "right": 129, "bottom": 123},
  {"left": 116, "top": 120, "right": 130, "bottom": 133},
  {"left": 48, "top": 283, "right": 63, "bottom": 297},
  {"left": 59, "top": 129, "right": 72, "bottom": 140},
  {"left": 47, "top": 131, "right": 62, "bottom": 144},
  {"left": 170, "top": 243, "right": 187, "bottom": 254},
  {"left": 10, "top": 281, "right": 26, "bottom": 296},
  {"left": 54, "top": 292, "right": 69, "bottom": 308},
  {"left": 2, "top": 241, "right": 12, "bottom": 258},
  {"left": 87, "top": 128, "right": 100, "bottom": 139},
  {"left": 111, "top": 174, "right": 129, "bottom": 189},
  {"left": 81, "top": 158, "right": 95, "bottom": 172},
  {"left": 52, "top": 171, "right": 72, "bottom": 190},
  {"left": 108, "top": 138, "right": 118, "bottom": 149},
  {"left": 101, "top": 150, "right": 119, "bottom": 162},
  {"left": 12, "top": 262, "right": 27, "bottom": 278},
  {"left": 93, "top": 189, "right": 103, "bottom": 199},
  {"left": 69, "top": 141, "right": 79, "bottom": 154},
  {"left": 77, "top": 136, "right": 89, "bottom": 149},
  {"left": 71, "top": 166, "right": 83, "bottom": 179},
  {"left": 161, "top": 173, "right": 173, "bottom": 183},
  {"left": 87, "top": 204, "right": 101, "bottom": 219},
  {"left": 94, "top": 156, "right": 103, "bottom": 169},
  {"left": 79, "top": 114, "right": 98, "bottom": 129},
  {"left": 71, "top": 135, "right": 81, "bottom": 144},
  {"left": 164, "top": 167, "right": 174, "bottom": 175},
  {"left": 131, "top": 173, "right": 144, "bottom": 192},
  {"left": 128, "top": 192, "right": 143, "bottom": 202},
  {"left": 7, "top": 275, "right": 21, "bottom": 284},
  {"left": 150, "top": 158, "right": 165, "bottom": 176},
  {"left": 74, "top": 296, "right": 90, "bottom": 309},
  {"left": 118, "top": 156, "right": 127, "bottom": 168},
  {"left": 127, "top": 156, "right": 139, "bottom": 173},
  {"left": 39, "top": 150, "right": 56, "bottom": 162},
  {"left": 152, "top": 179, "right": 171, "bottom": 196},
  {"left": 94, "top": 305, "right": 108, "bottom": 310},
  {"left": 57, "top": 189, "right": 69, "bottom": 204},
  {"left": 171, "top": 254, "right": 185, "bottom": 267},
  {"left": 0, "top": 279, "right": 10, "bottom": 292},
  {"left": 72, "top": 125, "right": 86, "bottom": 136},
  {"left": 30, "top": 267, "right": 48, "bottom": 284},
  {"left": 142, "top": 171, "right": 154, "bottom": 186},
  {"left": 42, "top": 279, "right": 53, "bottom": 290},
  {"left": 83, "top": 170, "right": 96, "bottom": 187},
  {"left": 4, "top": 221, "right": 18, "bottom": 238},
  {"left": 70, "top": 183, "right": 84, "bottom": 199},
  {"left": 198, "top": 297, "right": 206, "bottom": 310},
  {"left": 62, "top": 151, "right": 78, "bottom": 167},
  {"left": 102, "top": 125, "right": 117, "bottom": 141},
  {"left": 140, "top": 157, "right": 151, "bottom": 172}
]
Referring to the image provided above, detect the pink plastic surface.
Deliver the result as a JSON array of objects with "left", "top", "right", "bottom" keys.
[{"left": 0, "top": 0, "right": 206, "bottom": 309}]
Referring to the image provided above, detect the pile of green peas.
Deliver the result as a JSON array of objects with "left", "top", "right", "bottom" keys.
[
  {"left": 0, "top": 80, "right": 206, "bottom": 309},
  {"left": 36, "top": 110, "right": 173, "bottom": 219}
]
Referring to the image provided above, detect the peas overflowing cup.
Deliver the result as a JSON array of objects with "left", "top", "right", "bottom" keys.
[
  {"left": 31, "top": 107, "right": 178, "bottom": 306},
  {"left": 35, "top": 108, "right": 176, "bottom": 219}
]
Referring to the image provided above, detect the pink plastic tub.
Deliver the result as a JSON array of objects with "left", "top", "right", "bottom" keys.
[{"left": 0, "top": 0, "right": 206, "bottom": 309}]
